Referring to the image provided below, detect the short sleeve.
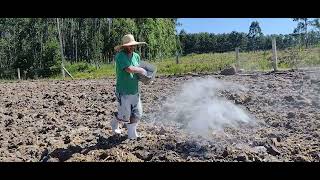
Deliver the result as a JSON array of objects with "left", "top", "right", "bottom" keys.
[
  {"left": 116, "top": 53, "right": 130, "bottom": 70},
  {"left": 135, "top": 53, "right": 141, "bottom": 64}
]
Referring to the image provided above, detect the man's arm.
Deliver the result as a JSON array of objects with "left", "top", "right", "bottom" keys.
[{"left": 125, "top": 66, "right": 147, "bottom": 75}]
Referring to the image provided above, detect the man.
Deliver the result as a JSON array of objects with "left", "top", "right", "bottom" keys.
[{"left": 111, "top": 34, "right": 147, "bottom": 140}]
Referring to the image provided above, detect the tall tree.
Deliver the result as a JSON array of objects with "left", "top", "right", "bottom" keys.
[
  {"left": 247, "top": 21, "right": 263, "bottom": 51},
  {"left": 293, "top": 18, "right": 313, "bottom": 48},
  {"left": 312, "top": 18, "right": 320, "bottom": 31}
]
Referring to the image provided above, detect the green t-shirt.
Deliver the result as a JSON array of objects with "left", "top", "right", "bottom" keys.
[{"left": 115, "top": 50, "right": 140, "bottom": 95}]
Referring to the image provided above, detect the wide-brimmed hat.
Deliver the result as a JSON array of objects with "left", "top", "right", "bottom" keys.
[{"left": 114, "top": 34, "right": 147, "bottom": 51}]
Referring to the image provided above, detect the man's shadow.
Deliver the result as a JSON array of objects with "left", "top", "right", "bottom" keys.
[{"left": 40, "top": 134, "right": 127, "bottom": 162}]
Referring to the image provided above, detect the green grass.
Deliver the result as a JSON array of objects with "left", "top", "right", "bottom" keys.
[
  {"left": 3, "top": 47, "right": 319, "bottom": 82},
  {"left": 0, "top": 79, "right": 17, "bottom": 83},
  {"left": 54, "top": 52, "right": 235, "bottom": 80},
  {"left": 237, "top": 47, "right": 320, "bottom": 71},
  {"left": 154, "top": 52, "right": 235, "bottom": 75},
  {"left": 56, "top": 47, "right": 320, "bottom": 80},
  {"left": 62, "top": 62, "right": 116, "bottom": 79}
]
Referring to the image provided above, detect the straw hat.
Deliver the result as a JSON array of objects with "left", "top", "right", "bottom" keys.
[{"left": 114, "top": 34, "right": 147, "bottom": 51}]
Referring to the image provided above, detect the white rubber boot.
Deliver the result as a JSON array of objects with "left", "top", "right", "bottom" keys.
[
  {"left": 127, "top": 123, "right": 139, "bottom": 139},
  {"left": 111, "top": 118, "right": 122, "bottom": 135}
]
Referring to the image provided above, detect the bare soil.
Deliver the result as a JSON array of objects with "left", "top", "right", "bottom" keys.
[{"left": 0, "top": 70, "right": 319, "bottom": 162}]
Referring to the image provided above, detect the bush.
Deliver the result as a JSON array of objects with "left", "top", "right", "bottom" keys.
[{"left": 66, "top": 62, "right": 91, "bottom": 73}]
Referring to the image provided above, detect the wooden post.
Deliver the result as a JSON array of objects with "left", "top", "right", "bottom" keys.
[
  {"left": 56, "top": 18, "right": 65, "bottom": 78},
  {"left": 318, "top": 48, "right": 320, "bottom": 62},
  {"left": 23, "top": 70, "right": 27, "bottom": 80},
  {"left": 235, "top": 47, "right": 240, "bottom": 72},
  {"left": 17, "top": 68, "right": 20, "bottom": 80},
  {"left": 272, "top": 37, "right": 278, "bottom": 72},
  {"left": 175, "top": 51, "right": 179, "bottom": 64},
  {"left": 63, "top": 67, "right": 74, "bottom": 79}
]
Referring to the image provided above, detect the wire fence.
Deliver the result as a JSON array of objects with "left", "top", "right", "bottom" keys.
[{"left": 236, "top": 41, "right": 320, "bottom": 73}]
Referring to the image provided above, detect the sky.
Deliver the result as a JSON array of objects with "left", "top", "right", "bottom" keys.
[{"left": 176, "top": 18, "right": 306, "bottom": 35}]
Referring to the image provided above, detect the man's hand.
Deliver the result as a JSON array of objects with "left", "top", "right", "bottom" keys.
[
  {"left": 140, "top": 68, "right": 147, "bottom": 76},
  {"left": 125, "top": 66, "right": 147, "bottom": 75}
]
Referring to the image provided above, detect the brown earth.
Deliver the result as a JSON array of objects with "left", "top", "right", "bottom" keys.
[{"left": 0, "top": 70, "right": 319, "bottom": 162}]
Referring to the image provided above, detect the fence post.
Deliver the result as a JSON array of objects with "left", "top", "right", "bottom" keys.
[
  {"left": 272, "top": 37, "right": 278, "bottom": 72},
  {"left": 318, "top": 48, "right": 320, "bottom": 63},
  {"left": 235, "top": 47, "right": 240, "bottom": 72},
  {"left": 23, "top": 70, "right": 27, "bottom": 80},
  {"left": 17, "top": 68, "right": 21, "bottom": 80},
  {"left": 176, "top": 51, "right": 179, "bottom": 64}
]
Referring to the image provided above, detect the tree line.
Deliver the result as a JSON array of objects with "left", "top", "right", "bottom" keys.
[
  {"left": 179, "top": 18, "right": 320, "bottom": 55},
  {"left": 1, "top": 18, "right": 319, "bottom": 79},
  {"left": 0, "top": 18, "right": 179, "bottom": 79}
]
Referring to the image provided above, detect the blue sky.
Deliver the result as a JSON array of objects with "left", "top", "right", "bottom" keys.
[{"left": 176, "top": 18, "right": 306, "bottom": 35}]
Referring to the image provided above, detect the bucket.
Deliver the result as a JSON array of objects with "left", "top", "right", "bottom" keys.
[{"left": 137, "top": 61, "right": 157, "bottom": 84}]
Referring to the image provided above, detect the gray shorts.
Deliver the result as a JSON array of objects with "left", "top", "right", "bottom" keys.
[{"left": 115, "top": 93, "right": 142, "bottom": 122}]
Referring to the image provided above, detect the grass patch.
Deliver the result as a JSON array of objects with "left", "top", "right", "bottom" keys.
[{"left": 3, "top": 47, "right": 319, "bottom": 81}]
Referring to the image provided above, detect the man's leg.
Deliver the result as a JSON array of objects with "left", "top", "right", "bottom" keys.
[
  {"left": 116, "top": 94, "right": 131, "bottom": 123},
  {"left": 111, "top": 112, "right": 122, "bottom": 134},
  {"left": 127, "top": 94, "right": 143, "bottom": 139},
  {"left": 111, "top": 94, "right": 130, "bottom": 134}
]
